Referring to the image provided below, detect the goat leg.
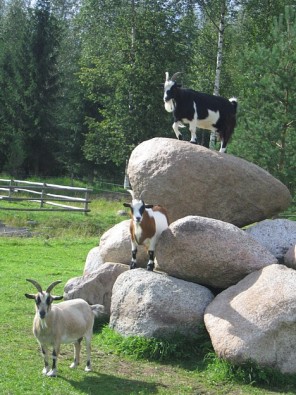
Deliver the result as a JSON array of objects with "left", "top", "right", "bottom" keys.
[
  {"left": 47, "top": 346, "right": 60, "bottom": 377},
  {"left": 70, "top": 338, "right": 82, "bottom": 368},
  {"left": 147, "top": 251, "right": 155, "bottom": 271},
  {"left": 41, "top": 345, "right": 50, "bottom": 375},
  {"left": 130, "top": 247, "right": 137, "bottom": 269}
]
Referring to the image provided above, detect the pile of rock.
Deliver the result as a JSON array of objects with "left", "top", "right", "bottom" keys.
[{"left": 64, "top": 138, "right": 296, "bottom": 374}]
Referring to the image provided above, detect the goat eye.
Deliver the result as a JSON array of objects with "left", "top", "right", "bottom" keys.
[
  {"left": 36, "top": 296, "right": 41, "bottom": 305},
  {"left": 46, "top": 297, "right": 51, "bottom": 305},
  {"left": 139, "top": 205, "right": 145, "bottom": 215}
]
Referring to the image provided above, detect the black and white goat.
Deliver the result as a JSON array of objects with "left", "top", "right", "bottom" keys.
[
  {"left": 25, "top": 279, "right": 105, "bottom": 377},
  {"left": 163, "top": 72, "right": 238, "bottom": 153},
  {"left": 123, "top": 190, "right": 169, "bottom": 271}
]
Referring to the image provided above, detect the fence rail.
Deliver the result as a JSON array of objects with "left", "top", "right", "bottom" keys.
[{"left": 0, "top": 179, "right": 92, "bottom": 213}]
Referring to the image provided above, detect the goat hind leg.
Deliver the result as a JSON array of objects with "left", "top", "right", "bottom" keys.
[
  {"left": 84, "top": 331, "right": 93, "bottom": 372},
  {"left": 70, "top": 338, "right": 82, "bottom": 368},
  {"left": 219, "top": 132, "right": 227, "bottom": 153},
  {"left": 147, "top": 250, "right": 155, "bottom": 271}
]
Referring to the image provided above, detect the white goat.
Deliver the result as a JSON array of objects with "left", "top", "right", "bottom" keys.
[
  {"left": 25, "top": 279, "right": 104, "bottom": 377},
  {"left": 123, "top": 190, "right": 169, "bottom": 271}
]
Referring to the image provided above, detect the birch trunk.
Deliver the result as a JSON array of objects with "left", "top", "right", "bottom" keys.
[{"left": 209, "top": 1, "right": 226, "bottom": 150}]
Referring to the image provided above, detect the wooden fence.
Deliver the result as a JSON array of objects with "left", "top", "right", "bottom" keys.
[{"left": 0, "top": 179, "right": 92, "bottom": 213}]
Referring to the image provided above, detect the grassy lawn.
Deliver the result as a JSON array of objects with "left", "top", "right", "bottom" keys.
[{"left": 1, "top": 193, "right": 296, "bottom": 394}]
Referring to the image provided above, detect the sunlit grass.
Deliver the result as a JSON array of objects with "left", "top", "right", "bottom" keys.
[{"left": 1, "top": 190, "right": 296, "bottom": 394}]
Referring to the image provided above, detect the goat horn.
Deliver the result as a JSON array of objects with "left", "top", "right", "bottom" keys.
[
  {"left": 171, "top": 72, "right": 182, "bottom": 81},
  {"left": 139, "top": 190, "right": 147, "bottom": 200},
  {"left": 26, "top": 278, "right": 43, "bottom": 293},
  {"left": 126, "top": 189, "right": 135, "bottom": 200},
  {"left": 46, "top": 280, "right": 62, "bottom": 294}
]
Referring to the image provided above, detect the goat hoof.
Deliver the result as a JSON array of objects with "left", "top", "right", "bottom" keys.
[
  {"left": 130, "top": 262, "right": 136, "bottom": 269},
  {"left": 147, "top": 264, "right": 154, "bottom": 271},
  {"left": 178, "top": 135, "right": 183, "bottom": 141},
  {"left": 46, "top": 369, "right": 57, "bottom": 377},
  {"left": 190, "top": 139, "right": 197, "bottom": 144},
  {"left": 42, "top": 367, "right": 50, "bottom": 375}
]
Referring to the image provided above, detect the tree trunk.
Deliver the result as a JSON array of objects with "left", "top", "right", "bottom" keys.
[{"left": 210, "top": 1, "right": 226, "bottom": 150}]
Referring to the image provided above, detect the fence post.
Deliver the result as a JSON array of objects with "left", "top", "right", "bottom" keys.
[
  {"left": 9, "top": 179, "right": 13, "bottom": 200},
  {"left": 40, "top": 183, "right": 46, "bottom": 208},
  {"left": 84, "top": 190, "right": 89, "bottom": 215}
]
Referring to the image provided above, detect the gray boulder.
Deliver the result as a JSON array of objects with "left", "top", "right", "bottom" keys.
[
  {"left": 156, "top": 216, "right": 277, "bottom": 289},
  {"left": 205, "top": 264, "right": 296, "bottom": 374},
  {"left": 284, "top": 244, "right": 296, "bottom": 269},
  {"left": 64, "top": 262, "right": 128, "bottom": 315},
  {"left": 245, "top": 219, "right": 296, "bottom": 262},
  {"left": 110, "top": 269, "right": 214, "bottom": 338},
  {"left": 127, "top": 138, "right": 291, "bottom": 227},
  {"left": 83, "top": 220, "right": 147, "bottom": 274}
]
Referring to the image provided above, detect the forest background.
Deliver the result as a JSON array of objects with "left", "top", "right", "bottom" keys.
[{"left": 0, "top": 0, "right": 295, "bottom": 195}]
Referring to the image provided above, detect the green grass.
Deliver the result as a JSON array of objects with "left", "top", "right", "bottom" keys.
[{"left": 1, "top": 193, "right": 296, "bottom": 394}]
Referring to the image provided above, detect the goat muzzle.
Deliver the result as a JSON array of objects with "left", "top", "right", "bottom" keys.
[{"left": 39, "top": 310, "right": 46, "bottom": 319}]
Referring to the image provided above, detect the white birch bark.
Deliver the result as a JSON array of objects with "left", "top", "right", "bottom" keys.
[{"left": 209, "top": 1, "right": 226, "bottom": 150}]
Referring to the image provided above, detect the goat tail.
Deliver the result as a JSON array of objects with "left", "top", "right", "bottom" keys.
[
  {"left": 229, "top": 97, "right": 238, "bottom": 113},
  {"left": 91, "top": 304, "right": 107, "bottom": 319}
]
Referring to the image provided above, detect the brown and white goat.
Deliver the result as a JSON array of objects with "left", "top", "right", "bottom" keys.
[
  {"left": 25, "top": 279, "right": 105, "bottom": 377},
  {"left": 123, "top": 190, "right": 169, "bottom": 271}
]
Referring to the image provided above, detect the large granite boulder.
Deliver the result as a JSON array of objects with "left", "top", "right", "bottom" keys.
[
  {"left": 64, "top": 262, "right": 128, "bottom": 315},
  {"left": 156, "top": 216, "right": 277, "bottom": 289},
  {"left": 127, "top": 138, "right": 291, "bottom": 227},
  {"left": 110, "top": 269, "right": 214, "bottom": 338},
  {"left": 204, "top": 264, "right": 296, "bottom": 374},
  {"left": 83, "top": 220, "right": 147, "bottom": 274},
  {"left": 245, "top": 219, "right": 296, "bottom": 262},
  {"left": 284, "top": 244, "right": 296, "bottom": 269}
]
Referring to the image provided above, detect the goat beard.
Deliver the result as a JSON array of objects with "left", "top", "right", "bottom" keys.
[
  {"left": 40, "top": 318, "right": 48, "bottom": 329},
  {"left": 164, "top": 99, "right": 175, "bottom": 113}
]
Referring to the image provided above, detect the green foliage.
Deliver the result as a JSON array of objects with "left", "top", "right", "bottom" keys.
[
  {"left": 96, "top": 324, "right": 212, "bottom": 361},
  {"left": 204, "top": 352, "right": 296, "bottom": 387},
  {"left": 230, "top": 5, "right": 296, "bottom": 193},
  {"left": 0, "top": 0, "right": 295, "bottom": 190}
]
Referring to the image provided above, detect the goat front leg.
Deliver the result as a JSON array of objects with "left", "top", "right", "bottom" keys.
[
  {"left": 130, "top": 240, "right": 137, "bottom": 269},
  {"left": 47, "top": 345, "right": 60, "bottom": 377},
  {"left": 146, "top": 237, "right": 158, "bottom": 271},
  {"left": 41, "top": 345, "right": 50, "bottom": 375},
  {"left": 172, "top": 122, "right": 183, "bottom": 140},
  {"left": 70, "top": 338, "right": 82, "bottom": 369},
  {"left": 189, "top": 122, "right": 197, "bottom": 144}
]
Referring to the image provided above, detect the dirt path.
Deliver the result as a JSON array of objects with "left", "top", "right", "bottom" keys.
[{"left": 0, "top": 222, "right": 31, "bottom": 237}]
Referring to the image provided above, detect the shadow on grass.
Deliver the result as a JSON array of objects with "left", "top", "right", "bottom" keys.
[{"left": 60, "top": 371, "right": 165, "bottom": 395}]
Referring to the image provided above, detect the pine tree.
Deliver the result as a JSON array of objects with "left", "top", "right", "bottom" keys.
[{"left": 230, "top": 6, "right": 296, "bottom": 193}]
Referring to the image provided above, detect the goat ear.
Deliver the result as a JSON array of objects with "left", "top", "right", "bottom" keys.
[
  {"left": 25, "top": 293, "right": 36, "bottom": 299},
  {"left": 52, "top": 295, "right": 63, "bottom": 301},
  {"left": 145, "top": 204, "right": 154, "bottom": 209},
  {"left": 123, "top": 203, "right": 131, "bottom": 208}
]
